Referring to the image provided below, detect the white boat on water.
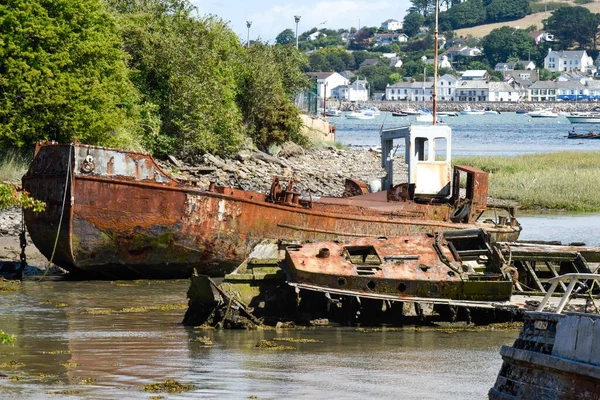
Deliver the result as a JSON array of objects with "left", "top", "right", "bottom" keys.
[
  {"left": 359, "top": 106, "right": 380, "bottom": 115},
  {"left": 346, "top": 110, "right": 375, "bottom": 120},
  {"left": 527, "top": 108, "right": 558, "bottom": 118},
  {"left": 437, "top": 111, "right": 459, "bottom": 116},
  {"left": 325, "top": 109, "right": 342, "bottom": 117},
  {"left": 565, "top": 111, "right": 600, "bottom": 123},
  {"left": 460, "top": 105, "right": 486, "bottom": 115}
]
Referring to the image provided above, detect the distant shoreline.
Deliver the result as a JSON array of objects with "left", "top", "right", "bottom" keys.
[{"left": 330, "top": 100, "right": 600, "bottom": 113}]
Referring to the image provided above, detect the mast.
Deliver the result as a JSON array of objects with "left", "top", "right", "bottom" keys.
[{"left": 432, "top": 0, "right": 439, "bottom": 125}]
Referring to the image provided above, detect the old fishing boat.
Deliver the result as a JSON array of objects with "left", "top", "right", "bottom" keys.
[
  {"left": 489, "top": 274, "right": 600, "bottom": 399},
  {"left": 22, "top": 126, "right": 519, "bottom": 278}
]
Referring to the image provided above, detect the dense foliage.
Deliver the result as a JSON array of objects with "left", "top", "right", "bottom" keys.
[
  {"left": 0, "top": 0, "right": 142, "bottom": 149},
  {"left": 482, "top": 27, "right": 537, "bottom": 67},
  {"left": 0, "top": 0, "right": 310, "bottom": 160},
  {"left": 543, "top": 6, "right": 600, "bottom": 49}
]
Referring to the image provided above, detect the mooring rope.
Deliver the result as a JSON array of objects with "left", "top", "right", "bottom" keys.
[{"left": 38, "top": 144, "right": 73, "bottom": 282}]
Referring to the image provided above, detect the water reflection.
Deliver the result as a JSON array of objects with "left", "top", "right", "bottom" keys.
[
  {"left": 518, "top": 212, "right": 600, "bottom": 246},
  {"left": 0, "top": 280, "right": 517, "bottom": 399}
]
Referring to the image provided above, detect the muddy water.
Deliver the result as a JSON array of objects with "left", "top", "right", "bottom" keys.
[{"left": 0, "top": 280, "right": 517, "bottom": 399}]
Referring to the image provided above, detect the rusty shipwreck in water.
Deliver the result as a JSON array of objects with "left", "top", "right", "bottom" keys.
[{"left": 22, "top": 125, "right": 520, "bottom": 278}]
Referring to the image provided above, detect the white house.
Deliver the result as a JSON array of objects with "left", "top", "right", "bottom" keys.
[
  {"left": 382, "top": 53, "right": 403, "bottom": 68},
  {"left": 488, "top": 82, "right": 519, "bottom": 102},
  {"left": 306, "top": 72, "right": 349, "bottom": 98},
  {"left": 494, "top": 60, "right": 536, "bottom": 71},
  {"left": 437, "top": 74, "right": 457, "bottom": 101},
  {"left": 381, "top": 19, "right": 402, "bottom": 31},
  {"left": 544, "top": 49, "right": 595, "bottom": 74},
  {"left": 461, "top": 70, "right": 489, "bottom": 80},
  {"left": 307, "top": 31, "right": 327, "bottom": 41},
  {"left": 398, "top": 33, "right": 409, "bottom": 43},
  {"left": 385, "top": 81, "right": 433, "bottom": 102},
  {"left": 529, "top": 30, "right": 554, "bottom": 45},
  {"left": 375, "top": 33, "right": 403, "bottom": 46},
  {"left": 331, "top": 80, "right": 369, "bottom": 101},
  {"left": 455, "top": 80, "right": 489, "bottom": 102},
  {"left": 423, "top": 55, "right": 452, "bottom": 69},
  {"left": 442, "top": 46, "right": 482, "bottom": 63}
]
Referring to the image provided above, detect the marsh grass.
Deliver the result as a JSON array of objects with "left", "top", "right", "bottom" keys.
[
  {"left": 454, "top": 152, "right": 600, "bottom": 211},
  {"left": 0, "top": 150, "right": 30, "bottom": 184}
]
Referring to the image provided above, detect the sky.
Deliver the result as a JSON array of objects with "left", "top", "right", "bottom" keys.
[{"left": 191, "top": 0, "right": 412, "bottom": 43}]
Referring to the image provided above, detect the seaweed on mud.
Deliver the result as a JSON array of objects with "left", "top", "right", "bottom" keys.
[
  {"left": 254, "top": 340, "right": 294, "bottom": 350},
  {"left": 83, "top": 303, "right": 187, "bottom": 315},
  {"left": 190, "top": 336, "right": 215, "bottom": 346},
  {"left": 0, "top": 360, "right": 23, "bottom": 368},
  {"left": 142, "top": 379, "right": 196, "bottom": 393},
  {"left": 273, "top": 337, "right": 322, "bottom": 343},
  {"left": 0, "top": 330, "right": 16, "bottom": 345},
  {"left": 60, "top": 362, "right": 80, "bottom": 368}
]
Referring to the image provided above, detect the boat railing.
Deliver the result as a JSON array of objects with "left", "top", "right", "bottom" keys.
[{"left": 536, "top": 273, "right": 600, "bottom": 313}]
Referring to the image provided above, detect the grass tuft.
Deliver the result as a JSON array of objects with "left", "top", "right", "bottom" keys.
[
  {"left": 454, "top": 152, "right": 600, "bottom": 211},
  {"left": 0, "top": 150, "right": 30, "bottom": 184}
]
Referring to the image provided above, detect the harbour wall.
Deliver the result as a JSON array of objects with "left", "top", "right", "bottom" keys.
[{"left": 335, "top": 101, "right": 600, "bottom": 113}]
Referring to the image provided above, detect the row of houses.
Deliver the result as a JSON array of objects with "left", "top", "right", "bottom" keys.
[{"left": 385, "top": 74, "right": 600, "bottom": 102}]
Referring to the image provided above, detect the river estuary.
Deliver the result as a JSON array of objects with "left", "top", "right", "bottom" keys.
[{"left": 1, "top": 112, "right": 598, "bottom": 399}]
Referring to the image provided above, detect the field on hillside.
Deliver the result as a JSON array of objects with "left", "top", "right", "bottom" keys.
[{"left": 455, "top": 1, "right": 600, "bottom": 38}]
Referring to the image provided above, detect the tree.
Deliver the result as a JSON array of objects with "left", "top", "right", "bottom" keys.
[
  {"left": 410, "top": 0, "right": 434, "bottom": 16},
  {"left": 276, "top": 29, "right": 295, "bottom": 45},
  {"left": 237, "top": 43, "right": 306, "bottom": 149},
  {"left": 404, "top": 12, "right": 425, "bottom": 37},
  {"left": 112, "top": 1, "right": 245, "bottom": 158},
  {"left": 485, "top": 0, "right": 529, "bottom": 23},
  {"left": 444, "top": 0, "right": 486, "bottom": 29},
  {"left": 0, "top": 0, "right": 143, "bottom": 150},
  {"left": 482, "top": 27, "right": 535, "bottom": 67},
  {"left": 544, "top": 6, "right": 600, "bottom": 49}
]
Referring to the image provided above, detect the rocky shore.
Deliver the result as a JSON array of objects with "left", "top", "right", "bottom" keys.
[{"left": 161, "top": 143, "right": 407, "bottom": 197}]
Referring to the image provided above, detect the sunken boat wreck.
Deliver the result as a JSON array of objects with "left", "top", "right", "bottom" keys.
[
  {"left": 183, "top": 231, "right": 600, "bottom": 328},
  {"left": 22, "top": 124, "right": 520, "bottom": 279}
]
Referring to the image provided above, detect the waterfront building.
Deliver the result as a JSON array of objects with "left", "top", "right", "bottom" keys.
[
  {"left": 461, "top": 70, "right": 490, "bottom": 80},
  {"left": 455, "top": 80, "right": 488, "bottom": 101},
  {"left": 488, "top": 82, "right": 520, "bottom": 102},
  {"left": 385, "top": 81, "right": 433, "bottom": 102},
  {"left": 331, "top": 79, "right": 369, "bottom": 101},
  {"left": 306, "top": 72, "right": 349, "bottom": 99},
  {"left": 437, "top": 74, "right": 457, "bottom": 101}
]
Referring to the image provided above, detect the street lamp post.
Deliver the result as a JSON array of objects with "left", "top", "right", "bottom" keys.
[
  {"left": 246, "top": 21, "right": 252, "bottom": 48},
  {"left": 294, "top": 15, "right": 301, "bottom": 49}
]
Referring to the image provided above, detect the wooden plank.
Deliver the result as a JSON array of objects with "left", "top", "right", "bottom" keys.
[
  {"left": 553, "top": 315, "right": 580, "bottom": 359},
  {"left": 522, "top": 261, "right": 546, "bottom": 293},
  {"left": 591, "top": 318, "right": 600, "bottom": 367},
  {"left": 545, "top": 262, "right": 568, "bottom": 292},
  {"left": 575, "top": 316, "right": 595, "bottom": 364}
]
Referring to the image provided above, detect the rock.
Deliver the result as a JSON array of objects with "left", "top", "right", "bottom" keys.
[{"left": 277, "top": 142, "right": 305, "bottom": 158}]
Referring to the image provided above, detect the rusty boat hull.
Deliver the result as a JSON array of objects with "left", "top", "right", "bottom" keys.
[{"left": 22, "top": 143, "right": 520, "bottom": 278}]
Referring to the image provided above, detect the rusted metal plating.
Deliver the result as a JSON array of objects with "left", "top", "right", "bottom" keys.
[
  {"left": 284, "top": 229, "right": 513, "bottom": 302},
  {"left": 22, "top": 142, "right": 521, "bottom": 278}
]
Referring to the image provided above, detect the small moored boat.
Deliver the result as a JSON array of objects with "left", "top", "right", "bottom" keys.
[{"left": 527, "top": 108, "right": 558, "bottom": 118}]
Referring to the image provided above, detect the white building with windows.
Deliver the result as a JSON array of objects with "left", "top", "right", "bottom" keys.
[
  {"left": 544, "top": 49, "right": 595, "bottom": 74},
  {"left": 381, "top": 19, "right": 402, "bottom": 31},
  {"left": 437, "top": 74, "right": 457, "bottom": 101},
  {"left": 306, "top": 72, "right": 349, "bottom": 98},
  {"left": 455, "top": 81, "right": 489, "bottom": 102},
  {"left": 331, "top": 80, "right": 369, "bottom": 101},
  {"left": 488, "top": 82, "right": 519, "bottom": 102},
  {"left": 385, "top": 81, "right": 433, "bottom": 102}
]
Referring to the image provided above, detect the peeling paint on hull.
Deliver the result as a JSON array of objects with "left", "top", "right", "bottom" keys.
[{"left": 22, "top": 142, "right": 521, "bottom": 278}]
